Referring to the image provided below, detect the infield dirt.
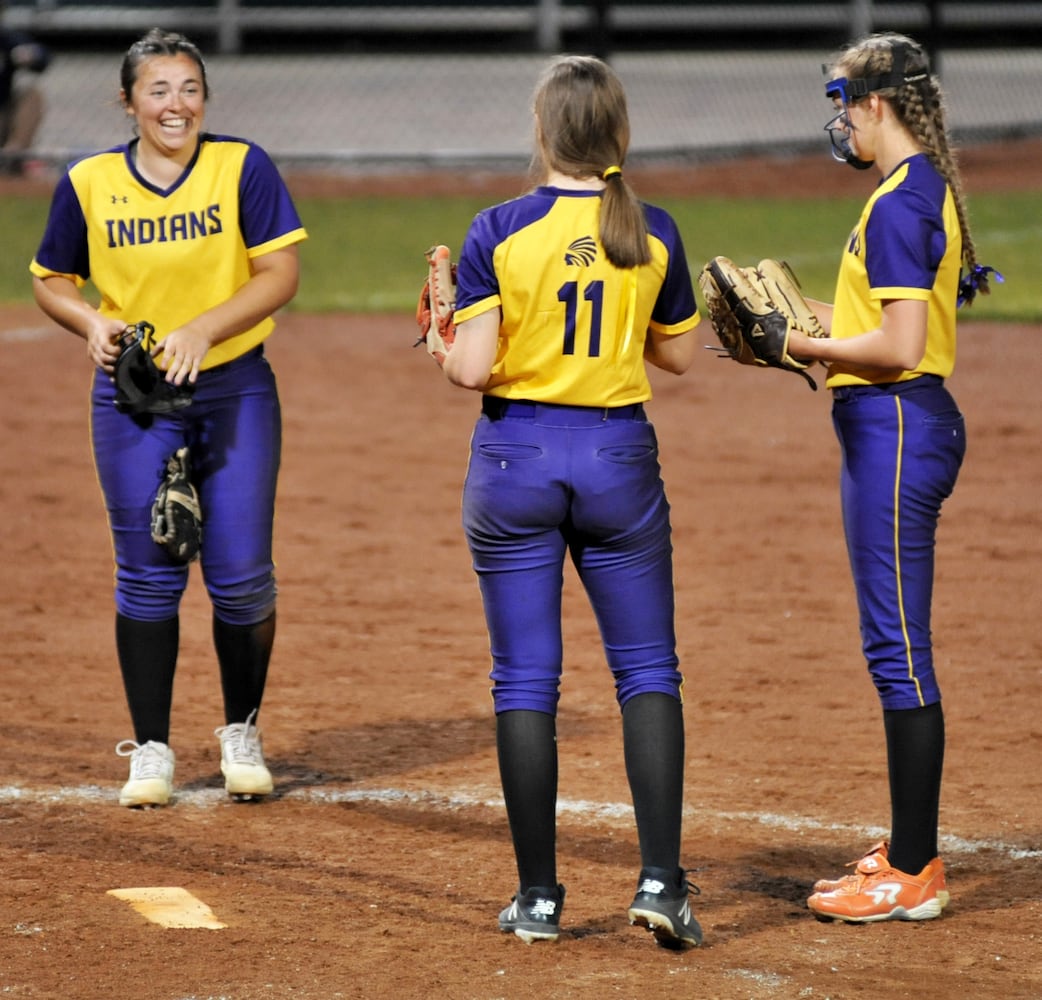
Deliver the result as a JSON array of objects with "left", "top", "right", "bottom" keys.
[{"left": 1, "top": 143, "right": 1040, "bottom": 999}]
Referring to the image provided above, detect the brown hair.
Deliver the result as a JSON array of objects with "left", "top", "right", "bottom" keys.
[
  {"left": 530, "top": 55, "right": 650, "bottom": 269},
  {"left": 120, "top": 27, "right": 210, "bottom": 102},
  {"left": 829, "top": 32, "right": 987, "bottom": 298}
]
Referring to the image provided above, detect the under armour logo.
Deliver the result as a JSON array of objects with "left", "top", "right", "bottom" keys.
[{"left": 111, "top": 195, "right": 128, "bottom": 204}]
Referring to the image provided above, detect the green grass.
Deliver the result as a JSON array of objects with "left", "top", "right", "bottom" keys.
[{"left": 4, "top": 189, "right": 1039, "bottom": 321}]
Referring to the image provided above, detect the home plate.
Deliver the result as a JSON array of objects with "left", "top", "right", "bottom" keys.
[{"left": 107, "top": 887, "right": 227, "bottom": 929}]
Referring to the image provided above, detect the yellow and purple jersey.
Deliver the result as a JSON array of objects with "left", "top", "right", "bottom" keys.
[
  {"left": 827, "top": 153, "right": 961, "bottom": 388},
  {"left": 453, "top": 186, "right": 699, "bottom": 408},
  {"left": 30, "top": 133, "right": 307, "bottom": 369}
]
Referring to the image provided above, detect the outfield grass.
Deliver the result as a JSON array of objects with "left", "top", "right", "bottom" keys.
[{"left": 4, "top": 190, "right": 1038, "bottom": 321}]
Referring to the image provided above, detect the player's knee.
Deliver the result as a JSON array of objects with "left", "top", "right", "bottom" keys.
[
  {"left": 207, "top": 574, "right": 276, "bottom": 625},
  {"left": 491, "top": 680, "right": 560, "bottom": 715},
  {"left": 614, "top": 665, "right": 684, "bottom": 706},
  {"left": 115, "top": 585, "right": 183, "bottom": 621}
]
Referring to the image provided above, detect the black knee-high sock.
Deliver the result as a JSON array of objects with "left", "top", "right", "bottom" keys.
[
  {"left": 213, "top": 611, "right": 275, "bottom": 725},
  {"left": 115, "top": 613, "right": 178, "bottom": 744},
  {"left": 622, "top": 692, "right": 685, "bottom": 876},
  {"left": 496, "top": 709, "right": 558, "bottom": 891},
  {"left": 884, "top": 701, "right": 945, "bottom": 874}
]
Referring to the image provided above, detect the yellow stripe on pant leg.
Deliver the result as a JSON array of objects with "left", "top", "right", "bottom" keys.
[{"left": 891, "top": 397, "right": 925, "bottom": 707}]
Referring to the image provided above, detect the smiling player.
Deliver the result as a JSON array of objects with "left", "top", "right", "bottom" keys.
[{"left": 30, "top": 28, "right": 307, "bottom": 807}]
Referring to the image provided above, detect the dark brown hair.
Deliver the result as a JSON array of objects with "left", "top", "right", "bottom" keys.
[{"left": 120, "top": 28, "right": 210, "bottom": 101}]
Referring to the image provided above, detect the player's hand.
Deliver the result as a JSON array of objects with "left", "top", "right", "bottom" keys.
[
  {"left": 152, "top": 326, "right": 210, "bottom": 386},
  {"left": 88, "top": 317, "right": 130, "bottom": 375}
]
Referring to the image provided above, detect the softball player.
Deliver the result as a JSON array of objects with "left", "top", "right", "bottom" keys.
[
  {"left": 787, "top": 32, "right": 993, "bottom": 921},
  {"left": 442, "top": 56, "right": 702, "bottom": 947},
  {"left": 30, "top": 29, "right": 307, "bottom": 807}
]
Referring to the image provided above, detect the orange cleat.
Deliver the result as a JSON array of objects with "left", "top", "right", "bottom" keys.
[
  {"left": 808, "top": 853, "right": 950, "bottom": 923},
  {"left": 812, "top": 840, "right": 890, "bottom": 893}
]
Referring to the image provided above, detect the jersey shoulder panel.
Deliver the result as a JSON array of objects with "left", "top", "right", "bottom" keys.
[
  {"left": 642, "top": 201, "right": 683, "bottom": 244},
  {"left": 455, "top": 188, "right": 560, "bottom": 313},
  {"left": 870, "top": 157, "right": 948, "bottom": 228},
  {"left": 469, "top": 188, "right": 561, "bottom": 248},
  {"left": 864, "top": 155, "right": 950, "bottom": 291},
  {"left": 642, "top": 201, "right": 697, "bottom": 332},
  {"left": 31, "top": 149, "right": 130, "bottom": 280},
  {"left": 202, "top": 135, "right": 308, "bottom": 250}
]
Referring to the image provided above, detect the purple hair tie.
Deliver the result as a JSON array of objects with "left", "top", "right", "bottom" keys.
[{"left": 957, "top": 264, "right": 1004, "bottom": 308}]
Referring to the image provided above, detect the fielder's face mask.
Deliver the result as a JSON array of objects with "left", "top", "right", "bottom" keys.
[{"left": 822, "top": 43, "right": 927, "bottom": 170}]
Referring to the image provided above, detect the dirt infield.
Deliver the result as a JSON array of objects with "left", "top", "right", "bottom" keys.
[{"left": 2, "top": 144, "right": 1041, "bottom": 999}]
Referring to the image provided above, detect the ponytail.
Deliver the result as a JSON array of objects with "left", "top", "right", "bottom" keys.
[{"left": 600, "top": 165, "right": 651, "bottom": 269}]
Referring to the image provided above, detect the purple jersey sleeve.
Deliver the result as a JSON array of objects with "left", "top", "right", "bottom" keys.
[
  {"left": 238, "top": 142, "right": 305, "bottom": 250},
  {"left": 643, "top": 203, "right": 697, "bottom": 327},
  {"left": 455, "top": 210, "right": 501, "bottom": 312},
  {"left": 455, "top": 193, "right": 556, "bottom": 312},
  {"left": 32, "top": 168, "right": 91, "bottom": 280},
  {"left": 864, "top": 162, "right": 949, "bottom": 292}
]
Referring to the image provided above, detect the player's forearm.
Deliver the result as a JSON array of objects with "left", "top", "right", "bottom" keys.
[
  {"left": 32, "top": 275, "right": 100, "bottom": 339},
  {"left": 33, "top": 275, "right": 130, "bottom": 371},
  {"left": 792, "top": 299, "right": 927, "bottom": 372},
  {"left": 444, "top": 312, "right": 499, "bottom": 390},
  {"left": 183, "top": 248, "right": 300, "bottom": 348},
  {"left": 791, "top": 326, "right": 924, "bottom": 371}
]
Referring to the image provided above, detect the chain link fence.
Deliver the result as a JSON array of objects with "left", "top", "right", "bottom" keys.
[{"left": 6, "top": 2, "right": 1042, "bottom": 172}]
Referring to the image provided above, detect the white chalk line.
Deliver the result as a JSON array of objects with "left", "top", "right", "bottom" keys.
[
  {"left": 0, "top": 325, "right": 62, "bottom": 343},
  {"left": 2, "top": 782, "right": 1038, "bottom": 860}
]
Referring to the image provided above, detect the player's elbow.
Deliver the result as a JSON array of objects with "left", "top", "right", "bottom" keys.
[
  {"left": 441, "top": 349, "right": 484, "bottom": 389},
  {"left": 658, "top": 352, "right": 696, "bottom": 375},
  {"left": 649, "top": 356, "right": 692, "bottom": 376},
  {"left": 444, "top": 361, "right": 489, "bottom": 391},
  {"left": 883, "top": 335, "right": 927, "bottom": 372},
  {"left": 896, "top": 348, "right": 927, "bottom": 371}
]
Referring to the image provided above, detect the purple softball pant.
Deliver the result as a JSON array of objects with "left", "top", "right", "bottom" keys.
[
  {"left": 462, "top": 398, "right": 685, "bottom": 716},
  {"left": 91, "top": 347, "right": 281, "bottom": 625},
  {"left": 832, "top": 375, "right": 966, "bottom": 710}
]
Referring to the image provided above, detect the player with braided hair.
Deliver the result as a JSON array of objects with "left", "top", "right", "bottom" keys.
[
  {"left": 30, "top": 28, "right": 307, "bottom": 807},
  {"left": 817, "top": 32, "right": 996, "bottom": 306},
  {"left": 438, "top": 55, "right": 702, "bottom": 948},
  {"left": 782, "top": 32, "right": 1001, "bottom": 922}
]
